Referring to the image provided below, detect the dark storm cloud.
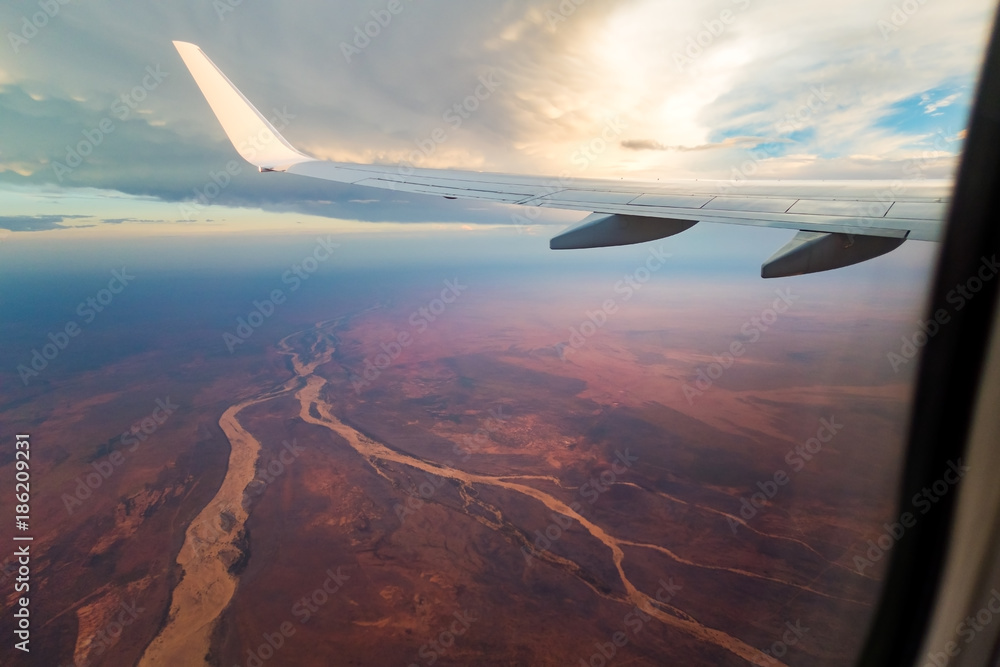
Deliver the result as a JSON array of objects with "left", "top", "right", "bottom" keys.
[
  {"left": 0, "top": 0, "right": 634, "bottom": 223},
  {"left": 0, "top": 81, "right": 524, "bottom": 224}
]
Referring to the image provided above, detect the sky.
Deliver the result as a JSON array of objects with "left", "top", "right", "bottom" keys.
[{"left": 0, "top": 0, "right": 995, "bottom": 242}]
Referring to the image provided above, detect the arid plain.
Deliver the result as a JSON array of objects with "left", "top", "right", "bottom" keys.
[{"left": 0, "top": 254, "right": 926, "bottom": 666}]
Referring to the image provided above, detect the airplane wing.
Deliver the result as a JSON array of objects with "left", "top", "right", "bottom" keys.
[{"left": 172, "top": 40, "right": 951, "bottom": 277}]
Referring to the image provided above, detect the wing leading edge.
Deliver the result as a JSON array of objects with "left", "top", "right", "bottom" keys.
[{"left": 172, "top": 40, "right": 951, "bottom": 277}]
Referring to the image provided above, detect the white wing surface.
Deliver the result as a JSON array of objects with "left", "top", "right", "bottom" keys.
[{"left": 173, "top": 41, "right": 951, "bottom": 277}]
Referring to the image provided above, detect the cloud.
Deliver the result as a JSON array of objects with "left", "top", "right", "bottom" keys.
[
  {"left": 924, "top": 92, "right": 962, "bottom": 114},
  {"left": 0, "top": 214, "right": 90, "bottom": 231},
  {"left": 621, "top": 136, "right": 781, "bottom": 152},
  {"left": 0, "top": 0, "right": 993, "bottom": 225}
]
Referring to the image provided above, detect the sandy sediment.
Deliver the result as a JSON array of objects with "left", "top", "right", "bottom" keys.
[
  {"left": 138, "top": 324, "right": 331, "bottom": 666},
  {"left": 136, "top": 397, "right": 265, "bottom": 666}
]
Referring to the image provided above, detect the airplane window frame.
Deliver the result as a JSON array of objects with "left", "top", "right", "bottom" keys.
[{"left": 858, "top": 3, "right": 1000, "bottom": 665}]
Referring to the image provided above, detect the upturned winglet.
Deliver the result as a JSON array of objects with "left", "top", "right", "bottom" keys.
[{"left": 172, "top": 40, "right": 312, "bottom": 171}]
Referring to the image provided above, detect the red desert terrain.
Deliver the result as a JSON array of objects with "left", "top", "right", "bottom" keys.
[{"left": 1, "top": 267, "right": 919, "bottom": 666}]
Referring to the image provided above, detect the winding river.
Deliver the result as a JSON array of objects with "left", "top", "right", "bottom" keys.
[{"left": 140, "top": 319, "right": 801, "bottom": 666}]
